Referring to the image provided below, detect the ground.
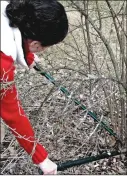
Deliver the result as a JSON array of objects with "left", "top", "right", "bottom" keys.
[{"left": 1, "top": 0, "right": 126, "bottom": 175}]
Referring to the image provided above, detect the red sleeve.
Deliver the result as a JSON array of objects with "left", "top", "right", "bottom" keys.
[
  {"left": 23, "top": 39, "right": 35, "bottom": 67},
  {"left": 0, "top": 52, "right": 48, "bottom": 164},
  {"left": 26, "top": 52, "right": 35, "bottom": 66}
]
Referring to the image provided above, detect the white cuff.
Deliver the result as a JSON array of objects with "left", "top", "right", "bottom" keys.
[{"left": 39, "top": 157, "right": 49, "bottom": 170}]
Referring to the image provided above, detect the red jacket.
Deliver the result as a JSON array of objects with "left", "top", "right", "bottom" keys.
[{"left": 0, "top": 1, "right": 48, "bottom": 164}]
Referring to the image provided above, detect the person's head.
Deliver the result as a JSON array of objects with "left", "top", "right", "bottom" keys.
[{"left": 6, "top": 0, "right": 68, "bottom": 52}]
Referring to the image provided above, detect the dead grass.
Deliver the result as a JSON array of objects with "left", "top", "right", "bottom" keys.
[{"left": 1, "top": 0, "right": 126, "bottom": 175}]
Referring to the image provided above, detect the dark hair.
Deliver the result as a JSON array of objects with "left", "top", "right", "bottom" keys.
[{"left": 6, "top": 0, "right": 68, "bottom": 46}]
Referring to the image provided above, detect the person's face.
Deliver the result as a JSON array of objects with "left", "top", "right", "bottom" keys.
[{"left": 27, "top": 39, "right": 48, "bottom": 53}]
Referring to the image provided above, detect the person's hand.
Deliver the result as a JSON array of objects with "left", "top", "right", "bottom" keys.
[
  {"left": 39, "top": 157, "right": 57, "bottom": 175},
  {"left": 26, "top": 53, "right": 40, "bottom": 68}
]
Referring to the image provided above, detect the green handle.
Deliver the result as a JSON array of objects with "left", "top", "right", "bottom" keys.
[
  {"left": 38, "top": 150, "right": 126, "bottom": 174},
  {"left": 34, "top": 64, "right": 118, "bottom": 139}
]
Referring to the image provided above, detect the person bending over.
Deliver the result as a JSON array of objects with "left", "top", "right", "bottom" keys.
[{"left": 0, "top": 0, "right": 68, "bottom": 174}]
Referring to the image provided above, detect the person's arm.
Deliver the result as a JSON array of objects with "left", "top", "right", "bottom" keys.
[
  {"left": 0, "top": 52, "right": 57, "bottom": 174},
  {"left": 25, "top": 52, "right": 40, "bottom": 68}
]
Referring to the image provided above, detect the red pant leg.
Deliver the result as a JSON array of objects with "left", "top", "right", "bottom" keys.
[{"left": 0, "top": 52, "right": 48, "bottom": 164}]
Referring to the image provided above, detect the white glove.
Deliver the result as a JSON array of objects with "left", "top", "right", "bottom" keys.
[{"left": 39, "top": 157, "right": 57, "bottom": 175}]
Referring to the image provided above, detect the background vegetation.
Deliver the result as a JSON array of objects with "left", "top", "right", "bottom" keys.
[{"left": 1, "top": 0, "right": 127, "bottom": 174}]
